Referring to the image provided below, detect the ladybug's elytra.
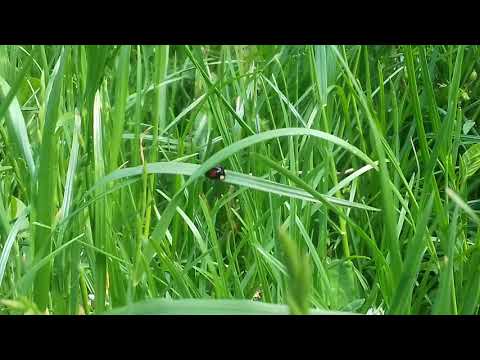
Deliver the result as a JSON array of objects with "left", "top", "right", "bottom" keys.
[{"left": 205, "top": 166, "right": 225, "bottom": 180}]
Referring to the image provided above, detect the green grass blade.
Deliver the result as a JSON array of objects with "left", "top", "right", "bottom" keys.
[
  {"left": 92, "top": 91, "right": 107, "bottom": 313},
  {"left": 0, "top": 208, "right": 28, "bottom": 288},
  {"left": 109, "top": 45, "right": 131, "bottom": 171},
  {"left": 390, "top": 193, "right": 434, "bottom": 314},
  {"left": 32, "top": 47, "right": 67, "bottom": 311},
  {"left": 332, "top": 45, "right": 402, "bottom": 285},
  {"left": 0, "top": 62, "right": 35, "bottom": 181},
  {"left": 106, "top": 298, "right": 355, "bottom": 315}
]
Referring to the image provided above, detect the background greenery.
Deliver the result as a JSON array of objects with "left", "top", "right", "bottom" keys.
[{"left": 0, "top": 45, "right": 479, "bottom": 315}]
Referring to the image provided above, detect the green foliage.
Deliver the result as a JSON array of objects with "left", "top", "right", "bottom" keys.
[{"left": 1, "top": 45, "right": 480, "bottom": 315}]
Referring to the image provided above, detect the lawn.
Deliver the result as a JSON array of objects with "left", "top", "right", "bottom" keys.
[{"left": 0, "top": 45, "right": 479, "bottom": 315}]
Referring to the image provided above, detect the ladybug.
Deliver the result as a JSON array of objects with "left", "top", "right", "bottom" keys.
[{"left": 205, "top": 165, "right": 225, "bottom": 180}]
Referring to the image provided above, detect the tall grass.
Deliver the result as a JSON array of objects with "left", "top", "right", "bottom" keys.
[{"left": 0, "top": 45, "right": 479, "bottom": 315}]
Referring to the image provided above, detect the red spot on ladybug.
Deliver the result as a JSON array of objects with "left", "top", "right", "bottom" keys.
[{"left": 205, "top": 166, "right": 225, "bottom": 180}]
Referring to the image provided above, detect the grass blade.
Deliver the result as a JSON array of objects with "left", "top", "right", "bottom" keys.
[{"left": 32, "top": 47, "right": 67, "bottom": 311}]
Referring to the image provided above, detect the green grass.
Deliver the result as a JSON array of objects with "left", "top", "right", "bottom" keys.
[{"left": 1, "top": 45, "right": 480, "bottom": 315}]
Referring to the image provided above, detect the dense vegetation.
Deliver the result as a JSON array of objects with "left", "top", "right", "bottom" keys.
[{"left": 0, "top": 45, "right": 479, "bottom": 315}]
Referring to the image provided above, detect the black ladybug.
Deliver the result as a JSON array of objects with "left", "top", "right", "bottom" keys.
[{"left": 205, "top": 166, "right": 225, "bottom": 180}]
